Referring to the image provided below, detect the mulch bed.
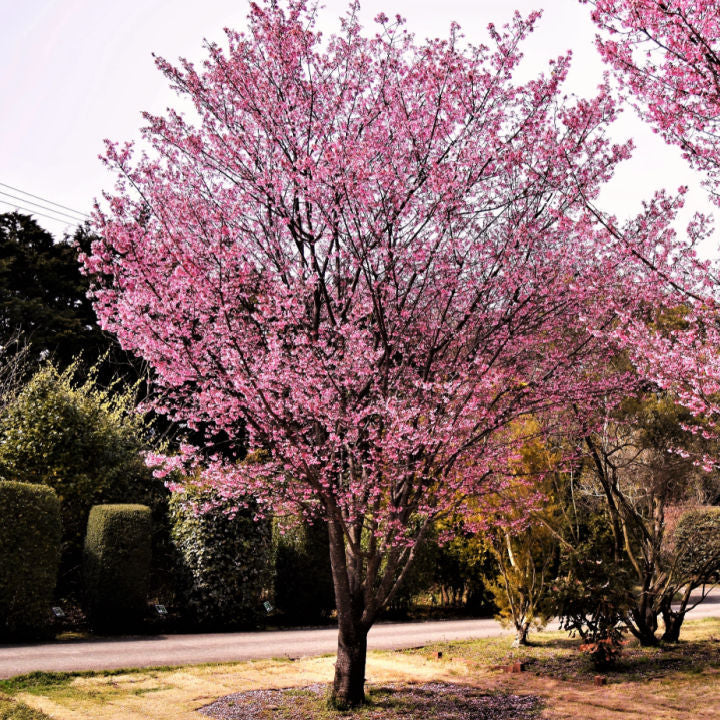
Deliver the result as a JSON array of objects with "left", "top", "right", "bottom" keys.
[{"left": 198, "top": 682, "right": 541, "bottom": 719}]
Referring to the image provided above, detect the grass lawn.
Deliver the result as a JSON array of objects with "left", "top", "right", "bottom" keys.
[{"left": 1, "top": 618, "right": 719, "bottom": 720}]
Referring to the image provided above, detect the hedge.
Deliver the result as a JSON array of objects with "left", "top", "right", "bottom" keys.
[
  {"left": 170, "top": 489, "right": 272, "bottom": 630},
  {"left": 0, "top": 481, "right": 61, "bottom": 641},
  {"left": 273, "top": 518, "right": 335, "bottom": 624},
  {"left": 0, "top": 363, "right": 164, "bottom": 597},
  {"left": 83, "top": 504, "right": 151, "bottom": 633}
]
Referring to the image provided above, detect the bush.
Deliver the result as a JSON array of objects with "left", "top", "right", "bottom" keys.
[
  {"left": 0, "top": 363, "right": 165, "bottom": 595},
  {"left": 674, "top": 507, "right": 720, "bottom": 581},
  {"left": 170, "top": 487, "right": 272, "bottom": 630},
  {"left": 556, "top": 514, "right": 632, "bottom": 667},
  {"left": 273, "top": 518, "right": 335, "bottom": 624},
  {"left": 0, "top": 481, "right": 61, "bottom": 641},
  {"left": 83, "top": 504, "right": 151, "bottom": 633}
]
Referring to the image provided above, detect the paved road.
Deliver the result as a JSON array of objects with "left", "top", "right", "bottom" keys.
[
  {"left": 0, "top": 617, "right": 516, "bottom": 678},
  {"left": 1, "top": 589, "right": 717, "bottom": 679}
]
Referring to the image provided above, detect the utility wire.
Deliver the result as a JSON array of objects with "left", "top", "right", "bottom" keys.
[
  {"left": 0, "top": 181, "right": 89, "bottom": 218},
  {"left": 0, "top": 190, "right": 86, "bottom": 224},
  {"left": 0, "top": 199, "right": 81, "bottom": 228}
]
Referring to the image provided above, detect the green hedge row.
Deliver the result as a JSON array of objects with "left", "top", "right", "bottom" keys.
[
  {"left": 83, "top": 504, "right": 151, "bottom": 633},
  {"left": 0, "top": 481, "right": 61, "bottom": 641}
]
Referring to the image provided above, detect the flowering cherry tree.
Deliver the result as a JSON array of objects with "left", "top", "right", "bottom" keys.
[
  {"left": 586, "top": 0, "right": 720, "bottom": 204},
  {"left": 586, "top": 0, "right": 720, "bottom": 440},
  {"left": 85, "top": 0, "right": 706, "bottom": 705}
]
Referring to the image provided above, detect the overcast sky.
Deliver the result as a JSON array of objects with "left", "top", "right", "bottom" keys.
[{"left": 1, "top": 0, "right": 712, "bottom": 253}]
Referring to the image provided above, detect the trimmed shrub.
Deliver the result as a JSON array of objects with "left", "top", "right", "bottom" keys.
[
  {"left": 0, "top": 481, "right": 61, "bottom": 641},
  {"left": 169, "top": 488, "right": 272, "bottom": 630},
  {"left": 0, "top": 363, "right": 165, "bottom": 596},
  {"left": 273, "top": 518, "right": 334, "bottom": 624},
  {"left": 83, "top": 504, "right": 151, "bottom": 633}
]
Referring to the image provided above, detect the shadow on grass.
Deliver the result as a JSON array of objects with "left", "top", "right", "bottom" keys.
[
  {"left": 409, "top": 619, "right": 720, "bottom": 685},
  {"left": 524, "top": 627, "right": 720, "bottom": 682}
]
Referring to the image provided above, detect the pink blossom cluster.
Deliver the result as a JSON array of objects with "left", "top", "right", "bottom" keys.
[
  {"left": 587, "top": 0, "right": 720, "bottom": 455},
  {"left": 588, "top": 0, "right": 720, "bottom": 203}
]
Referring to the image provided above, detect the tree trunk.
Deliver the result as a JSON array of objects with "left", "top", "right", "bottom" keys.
[
  {"left": 331, "top": 622, "right": 368, "bottom": 708},
  {"left": 512, "top": 622, "right": 530, "bottom": 647},
  {"left": 326, "top": 512, "right": 371, "bottom": 708},
  {"left": 628, "top": 606, "right": 659, "bottom": 646},
  {"left": 661, "top": 607, "right": 684, "bottom": 643}
]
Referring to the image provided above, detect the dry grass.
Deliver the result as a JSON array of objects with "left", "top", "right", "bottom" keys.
[{"left": 2, "top": 619, "right": 720, "bottom": 720}]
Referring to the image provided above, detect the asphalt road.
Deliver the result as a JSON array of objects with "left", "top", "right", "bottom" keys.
[{"left": 1, "top": 589, "right": 717, "bottom": 679}]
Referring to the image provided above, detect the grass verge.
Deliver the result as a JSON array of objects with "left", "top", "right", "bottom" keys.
[
  {"left": 1, "top": 618, "right": 719, "bottom": 719},
  {"left": 407, "top": 616, "right": 720, "bottom": 683},
  {"left": 0, "top": 695, "right": 54, "bottom": 720}
]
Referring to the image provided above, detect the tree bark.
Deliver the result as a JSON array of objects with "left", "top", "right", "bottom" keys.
[
  {"left": 332, "top": 622, "right": 369, "bottom": 708},
  {"left": 661, "top": 608, "right": 684, "bottom": 643},
  {"left": 628, "top": 605, "right": 659, "bottom": 646},
  {"left": 512, "top": 622, "right": 530, "bottom": 647}
]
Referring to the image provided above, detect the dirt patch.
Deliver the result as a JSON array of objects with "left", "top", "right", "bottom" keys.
[{"left": 199, "top": 682, "right": 541, "bottom": 720}]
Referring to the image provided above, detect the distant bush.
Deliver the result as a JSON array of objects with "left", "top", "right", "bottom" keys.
[
  {"left": 0, "top": 363, "right": 165, "bottom": 595},
  {"left": 170, "top": 486, "right": 272, "bottom": 629},
  {"left": 273, "top": 518, "right": 335, "bottom": 624},
  {"left": 0, "top": 481, "right": 61, "bottom": 640},
  {"left": 83, "top": 504, "right": 151, "bottom": 633}
]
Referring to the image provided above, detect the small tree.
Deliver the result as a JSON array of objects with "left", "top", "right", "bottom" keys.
[
  {"left": 660, "top": 507, "right": 720, "bottom": 642},
  {"left": 483, "top": 423, "right": 561, "bottom": 646},
  {"left": 486, "top": 528, "right": 556, "bottom": 647}
]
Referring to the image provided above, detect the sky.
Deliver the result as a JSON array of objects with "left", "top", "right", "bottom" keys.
[{"left": 1, "top": 0, "right": 712, "bottom": 252}]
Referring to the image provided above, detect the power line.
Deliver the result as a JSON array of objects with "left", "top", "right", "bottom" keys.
[
  {"left": 0, "top": 200, "right": 81, "bottom": 228},
  {"left": 0, "top": 181, "right": 89, "bottom": 218},
  {"left": 0, "top": 190, "right": 86, "bottom": 224}
]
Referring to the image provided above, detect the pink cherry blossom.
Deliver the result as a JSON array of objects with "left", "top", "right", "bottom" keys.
[{"left": 84, "top": 0, "right": 714, "bottom": 704}]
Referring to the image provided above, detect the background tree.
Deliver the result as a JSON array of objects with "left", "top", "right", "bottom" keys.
[
  {"left": 587, "top": 0, "right": 720, "bottom": 205},
  {"left": 569, "top": 388, "right": 718, "bottom": 644},
  {"left": 586, "top": 0, "right": 720, "bottom": 441},
  {"left": 86, "top": 0, "right": 709, "bottom": 705},
  {"left": 0, "top": 213, "right": 103, "bottom": 368},
  {"left": 0, "top": 212, "right": 147, "bottom": 393}
]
